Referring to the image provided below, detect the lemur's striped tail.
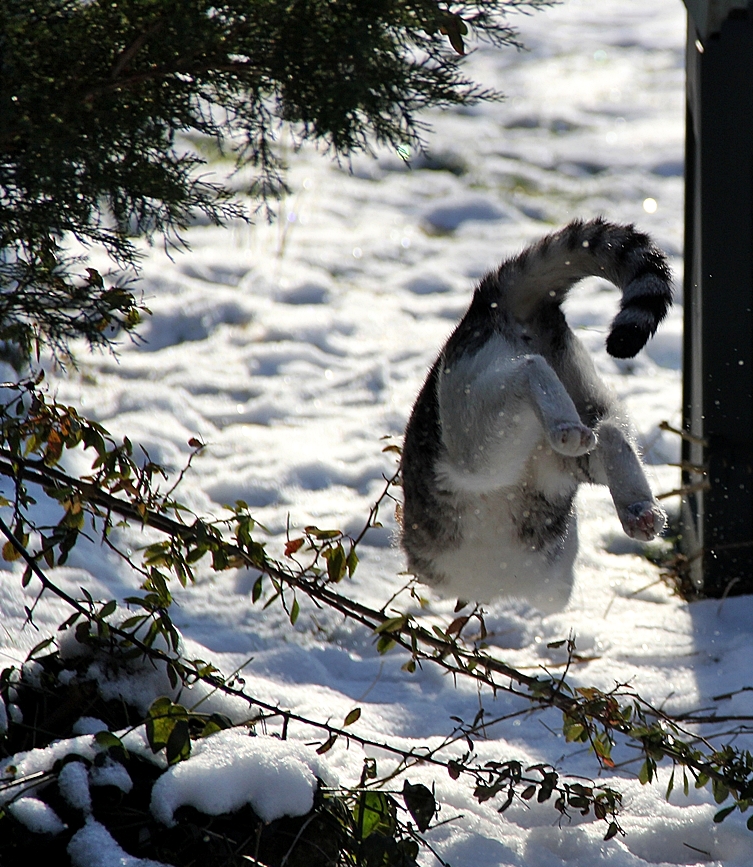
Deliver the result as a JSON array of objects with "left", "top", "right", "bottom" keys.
[{"left": 480, "top": 218, "right": 672, "bottom": 358}]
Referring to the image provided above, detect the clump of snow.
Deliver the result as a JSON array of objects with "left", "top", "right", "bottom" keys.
[
  {"left": 68, "top": 817, "right": 169, "bottom": 867},
  {"left": 58, "top": 760, "right": 92, "bottom": 814},
  {"left": 57, "top": 624, "right": 251, "bottom": 723},
  {"left": 21, "top": 660, "right": 43, "bottom": 688},
  {"left": 0, "top": 737, "right": 98, "bottom": 805},
  {"left": 89, "top": 757, "right": 134, "bottom": 794},
  {"left": 7, "top": 797, "right": 67, "bottom": 836},
  {"left": 84, "top": 660, "right": 178, "bottom": 717},
  {"left": 150, "top": 730, "right": 329, "bottom": 826},
  {"left": 72, "top": 716, "right": 109, "bottom": 736}
]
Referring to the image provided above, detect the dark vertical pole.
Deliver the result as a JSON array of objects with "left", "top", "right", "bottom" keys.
[{"left": 682, "top": 5, "right": 753, "bottom": 595}]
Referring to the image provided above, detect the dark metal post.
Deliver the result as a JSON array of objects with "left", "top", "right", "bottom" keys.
[{"left": 681, "top": 1, "right": 753, "bottom": 595}]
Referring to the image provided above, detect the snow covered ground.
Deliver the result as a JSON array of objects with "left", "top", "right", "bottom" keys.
[{"left": 4, "top": 0, "right": 753, "bottom": 865}]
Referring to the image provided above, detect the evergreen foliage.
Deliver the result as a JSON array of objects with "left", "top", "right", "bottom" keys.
[{"left": 0, "top": 0, "right": 549, "bottom": 363}]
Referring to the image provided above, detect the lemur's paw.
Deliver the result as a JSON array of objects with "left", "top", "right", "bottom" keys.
[
  {"left": 551, "top": 422, "right": 597, "bottom": 457},
  {"left": 623, "top": 501, "right": 666, "bottom": 541}
]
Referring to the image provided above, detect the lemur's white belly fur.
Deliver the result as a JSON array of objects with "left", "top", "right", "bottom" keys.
[
  {"left": 431, "top": 486, "right": 578, "bottom": 613},
  {"left": 431, "top": 452, "right": 580, "bottom": 613}
]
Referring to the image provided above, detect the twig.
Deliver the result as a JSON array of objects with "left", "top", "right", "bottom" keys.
[
  {"left": 656, "top": 481, "right": 710, "bottom": 500},
  {"left": 659, "top": 420, "right": 708, "bottom": 448}
]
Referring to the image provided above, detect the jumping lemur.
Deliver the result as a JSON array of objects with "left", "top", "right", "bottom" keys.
[{"left": 400, "top": 218, "right": 672, "bottom": 613}]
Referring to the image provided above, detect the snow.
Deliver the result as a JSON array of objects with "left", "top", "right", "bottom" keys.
[
  {"left": 7, "top": 797, "right": 67, "bottom": 836},
  {"left": 0, "top": 734, "right": 100, "bottom": 803},
  {"left": 2, "top": 0, "right": 753, "bottom": 865},
  {"left": 58, "top": 759, "right": 93, "bottom": 813},
  {"left": 68, "top": 818, "right": 169, "bottom": 867},
  {"left": 72, "top": 716, "right": 109, "bottom": 736},
  {"left": 149, "top": 730, "right": 329, "bottom": 826},
  {"left": 89, "top": 757, "right": 134, "bottom": 794}
]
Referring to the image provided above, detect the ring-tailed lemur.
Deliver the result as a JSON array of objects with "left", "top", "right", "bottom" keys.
[{"left": 400, "top": 219, "right": 672, "bottom": 613}]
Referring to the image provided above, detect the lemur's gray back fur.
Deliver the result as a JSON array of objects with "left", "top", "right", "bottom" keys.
[{"left": 400, "top": 218, "right": 672, "bottom": 612}]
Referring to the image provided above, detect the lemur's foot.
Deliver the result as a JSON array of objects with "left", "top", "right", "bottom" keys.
[
  {"left": 551, "top": 421, "right": 597, "bottom": 457},
  {"left": 622, "top": 501, "right": 666, "bottom": 541}
]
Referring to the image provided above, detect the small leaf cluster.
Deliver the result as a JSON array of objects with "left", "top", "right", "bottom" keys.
[
  {"left": 561, "top": 685, "right": 635, "bottom": 770},
  {"left": 0, "top": 379, "right": 181, "bottom": 575},
  {"left": 448, "top": 751, "right": 623, "bottom": 841},
  {"left": 285, "top": 524, "right": 359, "bottom": 584},
  {"left": 0, "top": 252, "right": 143, "bottom": 369},
  {"left": 144, "top": 696, "right": 234, "bottom": 766},
  {"left": 650, "top": 739, "right": 753, "bottom": 831},
  {"left": 322, "top": 759, "right": 439, "bottom": 867}
]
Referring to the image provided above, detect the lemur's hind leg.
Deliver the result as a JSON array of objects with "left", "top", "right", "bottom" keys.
[
  {"left": 588, "top": 421, "right": 666, "bottom": 540},
  {"left": 438, "top": 351, "right": 596, "bottom": 491}
]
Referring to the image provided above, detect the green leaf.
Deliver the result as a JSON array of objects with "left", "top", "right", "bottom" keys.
[
  {"left": 186, "top": 545, "right": 208, "bottom": 564},
  {"left": 344, "top": 707, "right": 361, "bottom": 727},
  {"left": 374, "top": 615, "right": 407, "bottom": 635},
  {"left": 252, "top": 575, "right": 263, "bottom": 603},
  {"left": 98, "top": 599, "right": 117, "bottom": 619},
  {"left": 166, "top": 718, "right": 191, "bottom": 765},
  {"left": 57, "top": 611, "right": 81, "bottom": 631},
  {"left": 714, "top": 805, "right": 737, "bottom": 823},
  {"left": 211, "top": 545, "right": 229, "bottom": 571},
  {"left": 638, "top": 760, "right": 653, "bottom": 785},
  {"left": 604, "top": 822, "right": 620, "bottom": 841},
  {"left": 290, "top": 597, "right": 300, "bottom": 625},
  {"left": 316, "top": 734, "right": 337, "bottom": 755},
  {"left": 402, "top": 781, "right": 435, "bottom": 832},
  {"left": 146, "top": 697, "right": 187, "bottom": 754},
  {"left": 326, "top": 544, "right": 347, "bottom": 583},
  {"left": 355, "top": 791, "right": 396, "bottom": 839},
  {"left": 201, "top": 714, "right": 233, "bottom": 738},
  {"left": 119, "top": 615, "right": 147, "bottom": 630},
  {"left": 166, "top": 662, "right": 179, "bottom": 690},
  {"left": 26, "top": 637, "right": 54, "bottom": 660},
  {"left": 563, "top": 721, "right": 586, "bottom": 743},
  {"left": 376, "top": 635, "right": 397, "bottom": 654},
  {"left": 304, "top": 526, "right": 341, "bottom": 540},
  {"left": 346, "top": 546, "right": 359, "bottom": 577},
  {"left": 666, "top": 769, "right": 675, "bottom": 801},
  {"left": 712, "top": 779, "right": 730, "bottom": 804},
  {"left": 94, "top": 731, "right": 126, "bottom": 753}
]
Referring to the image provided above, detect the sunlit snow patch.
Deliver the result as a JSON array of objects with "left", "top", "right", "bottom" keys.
[{"left": 150, "top": 730, "right": 331, "bottom": 826}]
